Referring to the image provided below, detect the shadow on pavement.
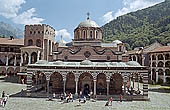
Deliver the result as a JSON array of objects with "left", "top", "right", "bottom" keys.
[
  {"left": 0, "top": 76, "right": 19, "bottom": 83},
  {"left": 149, "top": 88, "right": 170, "bottom": 93}
]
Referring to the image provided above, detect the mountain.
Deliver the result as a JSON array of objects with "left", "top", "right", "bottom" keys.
[
  {"left": 0, "top": 22, "right": 23, "bottom": 38},
  {"left": 101, "top": 0, "right": 170, "bottom": 50}
]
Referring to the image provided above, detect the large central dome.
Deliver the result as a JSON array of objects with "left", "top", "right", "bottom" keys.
[{"left": 78, "top": 19, "right": 99, "bottom": 27}]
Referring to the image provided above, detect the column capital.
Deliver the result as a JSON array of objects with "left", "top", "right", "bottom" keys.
[{"left": 44, "top": 72, "right": 52, "bottom": 81}]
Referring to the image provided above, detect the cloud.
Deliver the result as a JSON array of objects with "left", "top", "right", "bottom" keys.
[
  {"left": 0, "top": 0, "right": 26, "bottom": 18},
  {"left": 102, "top": 0, "right": 164, "bottom": 23},
  {"left": 55, "top": 29, "right": 73, "bottom": 40},
  {"left": 12, "top": 8, "right": 44, "bottom": 25},
  {"left": 0, "top": 0, "right": 44, "bottom": 25},
  {"left": 102, "top": 11, "right": 114, "bottom": 23}
]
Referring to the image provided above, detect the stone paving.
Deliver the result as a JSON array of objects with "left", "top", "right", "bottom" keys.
[{"left": 0, "top": 77, "right": 170, "bottom": 110}]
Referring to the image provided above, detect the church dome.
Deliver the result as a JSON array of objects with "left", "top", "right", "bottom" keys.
[
  {"left": 80, "top": 59, "right": 93, "bottom": 65},
  {"left": 78, "top": 19, "right": 99, "bottom": 28},
  {"left": 112, "top": 40, "right": 122, "bottom": 44}
]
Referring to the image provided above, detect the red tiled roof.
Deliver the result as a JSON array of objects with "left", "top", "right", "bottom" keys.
[
  {"left": 0, "top": 38, "right": 24, "bottom": 46},
  {"left": 150, "top": 46, "right": 170, "bottom": 53}
]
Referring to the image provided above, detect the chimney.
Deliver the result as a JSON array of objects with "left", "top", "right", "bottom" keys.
[{"left": 10, "top": 36, "right": 14, "bottom": 40}]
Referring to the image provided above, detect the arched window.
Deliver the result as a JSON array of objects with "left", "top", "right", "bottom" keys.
[
  {"left": 28, "top": 39, "right": 33, "bottom": 46},
  {"left": 90, "top": 31, "right": 93, "bottom": 39},
  {"left": 96, "top": 31, "right": 98, "bottom": 39},
  {"left": 36, "top": 39, "right": 41, "bottom": 47},
  {"left": 83, "top": 30, "right": 86, "bottom": 39}
]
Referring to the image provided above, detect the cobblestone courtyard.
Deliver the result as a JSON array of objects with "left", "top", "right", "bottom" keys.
[{"left": 0, "top": 77, "right": 170, "bottom": 110}]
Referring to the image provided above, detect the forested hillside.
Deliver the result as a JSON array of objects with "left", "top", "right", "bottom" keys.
[{"left": 101, "top": 0, "right": 170, "bottom": 50}]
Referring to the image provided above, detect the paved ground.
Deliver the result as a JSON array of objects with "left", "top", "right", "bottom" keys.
[{"left": 0, "top": 77, "right": 170, "bottom": 110}]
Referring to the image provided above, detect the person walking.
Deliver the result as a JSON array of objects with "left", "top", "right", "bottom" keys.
[
  {"left": 3, "top": 96, "right": 8, "bottom": 107},
  {"left": 120, "top": 94, "right": 123, "bottom": 102},
  {"left": 110, "top": 97, "right": 113, "bottom": 106},
  {"left": 2, "top": 91, "right": 5, "bottom": 98}
]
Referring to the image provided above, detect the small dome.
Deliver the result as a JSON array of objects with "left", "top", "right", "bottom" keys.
[
  {"left": 53, "top": 61, "right": 64, "bottom": 65},
  {"left": 80, "top": 59, "right": 93, "bottom": 65},
  {"left": 35, "top": 60, "right": 48, "bottom": 64},
  {"left": 112, "top": 40, "right": 122, "bottom": 44},
  {"left": 78, "top": 19, "right": 99, "bottom": 28},
  {"left": 126, "top": 61, "right": 141, "bottom": 66}
]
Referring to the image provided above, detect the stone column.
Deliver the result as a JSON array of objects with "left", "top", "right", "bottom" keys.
[
  {"left": 26, "top": 72, "right": 33, "bottom": 97},
  {"left": 106, "top": 80, "right": 110, "bottom": 96},
  {"left": 6, "top": 55, "right": 8, "bottom": 66},
  {"left": 150, "top": 54, "right": 153, "bottom": 80},
  {"left": 163, "top": 69, "right": 166, "bottom": 83},
  {"left": 45, "top": 72, "right": 51, "bottom": 98},
  {"left": 37, "top": 51, "right": 40, "bottom": 61},
  {"left": 142, "top": 54, "right": 145, "bottom": 66},
  {"left": 14, "top": 55, "right": 17, "bottom": 66},
  {"left": 28, "top": 53, "right": 31, "bottom": 64},
  {"left": 63, "top": 79, "right": 66, "bottom": 93},
  {"left": 20, "top": 54, "right": 23, "bottom": 66},
  {"left": 143, "top": 73, "right": 148, "bottom": 99},
  {"left": 156, "top": 71, "right": 158, "bottom": 83},
  {"left": 93, "top": 80, "right": 96, "bottom": 96},
  {"left": 135, "top": 55, "right": 138, "bottom": 62},
  {"left": 75, "top": 78, "right": 78, "bottom": 95}
]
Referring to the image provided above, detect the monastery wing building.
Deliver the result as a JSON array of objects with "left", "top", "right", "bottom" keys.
[{"left": 0, "top": 16, "right": 149, "bottom": 101}]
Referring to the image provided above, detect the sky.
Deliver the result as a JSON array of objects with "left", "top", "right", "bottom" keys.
[{"left": 0, "top": 0, "right": 165, "bottom": 42}]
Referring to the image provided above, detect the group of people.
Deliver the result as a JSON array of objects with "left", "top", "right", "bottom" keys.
[
  {"left": 105, "top": 94, "right": 123, "bottom": 106},
  {"left": 60, "top": 92, "right": 73, "bottom": 103},
  {"left": 0, "top": 91, "right": 9, "bottom": 108}
]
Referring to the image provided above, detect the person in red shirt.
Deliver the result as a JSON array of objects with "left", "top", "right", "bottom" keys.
[{"left": 110, "top": 97, "right": 113, "bottom": 106}]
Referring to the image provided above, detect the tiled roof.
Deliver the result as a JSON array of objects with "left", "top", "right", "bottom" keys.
[
  {"left": 150, "top": 46, "right": 170, "bottom": 53},
  {"left": 0, "top": 38, "right": 24, "bottom": 46}
]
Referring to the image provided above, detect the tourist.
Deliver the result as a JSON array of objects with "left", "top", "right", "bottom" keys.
[
  {"left": 3, "top": 96, "right": 8, "bottom": 107},
  {"left": 120, "top": 94, "right": 123, "bottom": 102},
  {"left": 105, "top": 100, "right": 109, "bottom": 106},
  {"left": 2, "top": 91, "right": 5, "bottom": 98},
  {"left": 60, "top": 93, "right": 64, "bottom": 101},
  {"left": 110, "top": 97, "right": 113, "bottom": 106},
  {"left": 83, "top": 96, "right": 86, "bottom": 103},
  {"left": 53, "top": 93, "right": 56, "bottom": 99},
  {"left": 70, "top": 93, "right": 73, "bottom": 102}
]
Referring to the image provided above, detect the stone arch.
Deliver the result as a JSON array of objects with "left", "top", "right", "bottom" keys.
[
  {"left": 152, "top": 54, "right": 156, "bottom": 60},
  {"left": 0, "top": 54, "right": 6, "bottom": 66},
  {"left": 78, "top": 72, "right": 94, "bottom": 96},
  {"left": 16, "top": 54, "right": 21, "bottom": 66},
  {"left": 158, "top": 61, "right": 164, "bottom": 67},
  {"left": 7, "top": 67, "right": 14, "bottom": 75},
  {"left": 31, "top": 52, "right": 37, "bottom": 64},
  {"left": 14, "top": 67, "right": 20, "bottom": 75},
  {"left": 0, "top": 67, "right": 6, "bottom": 75},
  {"left": 152, "top": 69, "right": 156, "bottom": 82},
  {"left": 96, "top": 73, "right": 107, "bottom": 95},
  {"left": 158, "top": 69, "right": 164, "bottom": 75},
  {"left": 165, "top": 61, "right": 170, "bottom": 67},
  {"left": 109, "top": 73, "right": 123, "bottom": 95},
  {"left": 133, "top": 56, "right": 136, "bottom": 61},
  {"left": 23, "top": 52, "right": 29, "bottom": 65},
  {"left": 8, "top": 54, "right": 14, "bottom": 66},
  {"left": 158, "top": 54, "right": 163, "bottom": 60},
  {"left": 66, "top": 72, "right": 76, "bottom": 94},
  {"left": 165, "top": 53, "right": 170, "bottom": 60},
  {"left": 28, "top": 39, "right": 33, "bottom": 46},
  {"left": 165, "top": 69, "right": 170, "bottom": 76},
  {"left": 50, "top": 72, "right": 63, "bottom": 94},
  {"left": 36, "top": 39, "right": 41, "bottom": 47},
  {"left": 152, "top": 62, "right": 156, "bottom": 67}
]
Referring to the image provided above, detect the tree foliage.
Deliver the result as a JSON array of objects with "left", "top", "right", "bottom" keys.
[{"left": 101, "top": 0, "right": 170, "bottom": 50}]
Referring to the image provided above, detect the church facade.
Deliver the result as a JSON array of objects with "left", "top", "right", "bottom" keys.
[{"left": 23, "top": 16, "right": 149, "bottom": 100}]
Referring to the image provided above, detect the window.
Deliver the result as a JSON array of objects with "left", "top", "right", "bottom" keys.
[
  {"left": 34, "top": 31, "right": 36, "bottom": 34},
  {"left": 119, "top": 46, "right": 122, "bottom": 52},
  {"left": 90, "top": 31, "right": 93, "bottom": 39},
  {"left": 28, "top": 39, "right": 33, "bottom": 46},
  {"left": 83, "top": 30, "right": 86, "bottom": 39},
  {"left": 30, "top": 31, "right": 32, "bottom": 34},
  {"left": 36, "top": 39, "right": 41, "bottom": 47},
  {"left": 96, "top": 31, "right": 98, "bottom": 39},
  {"left": 38, "top": 31, "right": 40, "bottom": 34}
]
